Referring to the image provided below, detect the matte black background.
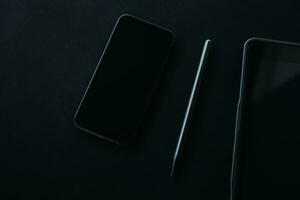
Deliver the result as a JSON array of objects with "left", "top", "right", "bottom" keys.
[{"left": 1, "top": 0, "right": 300, "bottom": 199}]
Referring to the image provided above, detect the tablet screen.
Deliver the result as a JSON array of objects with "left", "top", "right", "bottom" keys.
[{"left": 235, "top": 39, "right": 300, "bottom": 200}]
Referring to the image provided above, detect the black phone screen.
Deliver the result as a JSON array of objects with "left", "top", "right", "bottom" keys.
[
  {"left": 235, "top": 39, "right": 300, "bottom": 200},
  {"left": 74, "top": 15, "right": 173, "bottom": 144}
]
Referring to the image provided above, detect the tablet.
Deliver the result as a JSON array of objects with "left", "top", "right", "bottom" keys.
[
  {"left": 74, "top": 14, "right": 174, "bottom": 144},
  {"left": 231, "top": 38, "right": 300, "bottom": 200}
]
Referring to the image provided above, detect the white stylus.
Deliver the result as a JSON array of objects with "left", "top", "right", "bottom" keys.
[{"left": 171, "top": 39, "right": 212, "bottom": 176}]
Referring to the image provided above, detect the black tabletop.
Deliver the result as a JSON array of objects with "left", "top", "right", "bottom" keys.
[{"left": 1, "top": 0, "right": 300, "bottom": 199}]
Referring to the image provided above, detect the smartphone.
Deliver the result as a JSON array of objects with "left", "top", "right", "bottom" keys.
[
  {"left": 74, "top": 14, "right": 174, "bottom": 144},
  {"left": 231, "top": 38, "right": 300, "bottom": 200}
]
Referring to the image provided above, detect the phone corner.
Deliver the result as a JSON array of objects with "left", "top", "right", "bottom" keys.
[
  {"left": 73, "top": 114, "right": 81, "bottom": 130},
  {"left": 244, "top": 37, "right": 260, "bottom": 51},
  {"left": 117, "top": 13, "right": 135, "bottom": 22}
]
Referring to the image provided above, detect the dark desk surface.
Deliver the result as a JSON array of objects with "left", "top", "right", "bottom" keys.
[{"left": 1, "top": 0, "right": 300, "bottom": 199}]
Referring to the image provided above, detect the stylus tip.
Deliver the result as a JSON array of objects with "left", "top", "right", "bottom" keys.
[{"left": 171, "top": 158, "right": 176, "bottom": 176}]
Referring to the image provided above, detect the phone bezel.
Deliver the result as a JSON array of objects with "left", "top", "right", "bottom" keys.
[{"left": 73, "top": 14, "right": 174, "bottom": 144}]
